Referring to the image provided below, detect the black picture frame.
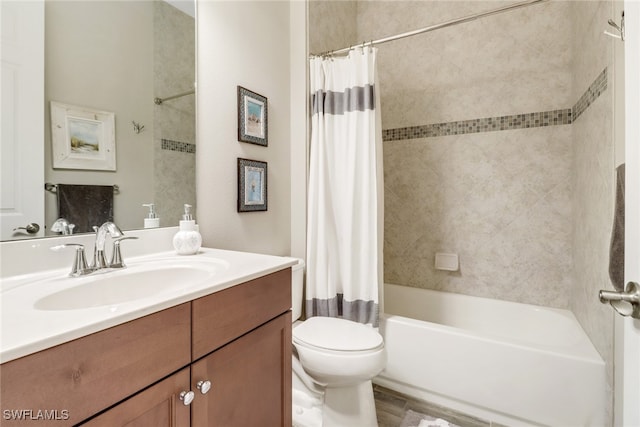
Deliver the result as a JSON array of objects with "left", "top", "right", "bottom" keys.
[
  {"left": 237, "top": 86, "right": 268, "bottom": 146},
  {"left": 237, "top": 158, "right": 268, "bottom": 212}
]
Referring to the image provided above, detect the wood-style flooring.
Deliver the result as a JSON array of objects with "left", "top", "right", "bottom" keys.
[{"left": 373, "top": 384, "right": 510, "bottom": 427}]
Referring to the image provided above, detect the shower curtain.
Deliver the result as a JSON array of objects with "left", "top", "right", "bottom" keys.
[{"left": 306, "top": 48, "right": 384, "bottom": 327}]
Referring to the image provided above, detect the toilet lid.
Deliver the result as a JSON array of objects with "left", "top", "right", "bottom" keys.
[{"left": 293, "top": 317, "right": 383, "bottom": 351}]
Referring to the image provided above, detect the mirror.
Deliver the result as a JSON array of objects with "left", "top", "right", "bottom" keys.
[{"left": 2, "top": 0, "right": 196, "bottom": 241}]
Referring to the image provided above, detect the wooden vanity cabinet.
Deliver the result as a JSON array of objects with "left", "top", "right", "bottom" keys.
[
  {"left": 83, "top": 312, "right": 292, "bottom": 427},
  {"left": 0, "top": 268, "right": 292, "bottom": 427}
]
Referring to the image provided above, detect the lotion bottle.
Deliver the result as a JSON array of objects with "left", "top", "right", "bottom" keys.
[
  {"left": 142, "top": 203, "right": 160, "bottom": 228},
  {"left": 173, "top": 204, "right": 202, "bottom": 255}
]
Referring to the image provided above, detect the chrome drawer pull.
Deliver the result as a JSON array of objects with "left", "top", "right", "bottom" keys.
[
  {"left": 197, "top": 380, "right": 212, "bottom": 395},
  {"left": 179, "top": 390, "right": 195, "bottom": 405}
]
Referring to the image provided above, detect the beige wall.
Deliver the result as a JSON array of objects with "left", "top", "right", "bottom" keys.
[
  {"left": 196, "top": 0, "right": 292, "bottom": 256},
  {"left": 44, "top": 1, "right": 155, "bottom": 232}
]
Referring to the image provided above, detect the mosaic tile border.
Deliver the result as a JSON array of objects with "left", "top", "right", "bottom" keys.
[
  {"left": 573, "top": 68, "right": 607, "bottom": 122},
  {"left": 382, "top": 67, "right": 607, "bottom": 142},
  {"left": 383, "top": 110, "right": 571, "bottom": 141},
  {"left": 161, "top": 138, "right": 196, "bottom": 154}
]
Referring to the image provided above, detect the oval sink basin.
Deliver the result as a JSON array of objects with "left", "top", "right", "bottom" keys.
[{"left": 34, "top": 265, "right": 216, "bottom": 311}]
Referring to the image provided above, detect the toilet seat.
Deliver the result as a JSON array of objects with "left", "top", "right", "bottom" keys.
[{"left": 293, "top": 316, "right": 383, "bottom": 352}]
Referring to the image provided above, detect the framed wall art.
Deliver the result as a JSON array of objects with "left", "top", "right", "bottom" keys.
[
  {"left": 50, "top": 101, "right": 116, "bottom": 171},
  {"left": 237, "top": 158, "right": 267, "bottom": 212},
  {"left": 237, "top": 86, "right": 268, "bottom": 146}
]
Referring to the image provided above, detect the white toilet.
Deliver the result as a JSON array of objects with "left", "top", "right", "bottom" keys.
[{"left": 291, "top": 259, "right": 386, "bottom": 427}]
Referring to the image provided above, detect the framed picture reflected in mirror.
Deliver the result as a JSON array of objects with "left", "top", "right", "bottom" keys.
[{"left": 50, "top": 101, "right": 116, "bottom": 171}]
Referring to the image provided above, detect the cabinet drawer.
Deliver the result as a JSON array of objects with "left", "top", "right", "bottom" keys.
[
  {"left": 192, "top": 268, "right": 291, "bottom": 360},
  {"left": 0, "top": 303, "right": 191, "bottom": 426}
]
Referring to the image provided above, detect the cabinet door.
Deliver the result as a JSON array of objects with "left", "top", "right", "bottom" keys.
[
  {"left": 191, "top": 312, "right": 292, "bottom": 427},
  {"left": 80, "top": 368, "right": 191, "bottom": 427}
]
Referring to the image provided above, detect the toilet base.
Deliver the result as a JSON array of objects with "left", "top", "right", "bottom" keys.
[
  {"left": 292, "top": 363, "right": 378, "bottom": 427},
  {"left": 323, "top": 380, "right": 378, "bottom": 427},
  {"left": 292, "top": 368, "right": 323, "bottom": 427}
]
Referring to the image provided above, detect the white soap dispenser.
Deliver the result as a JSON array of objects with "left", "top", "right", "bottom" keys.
[
  {"left": 173, "top": 204, "right": 202, "bottom": 255},
  {"left": 142, "top": 203, "right": 160, "bottom": 229}
]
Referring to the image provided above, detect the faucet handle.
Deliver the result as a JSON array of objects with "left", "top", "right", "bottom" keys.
[
  {"left": 51, "top": 218, "right": 73, "bottom": 235},
  {"left": 109, "top": 236, "right": 139, "bottom": 268},
  {"left": 50, "top": 243, "right": 92, "bottom": 277}
]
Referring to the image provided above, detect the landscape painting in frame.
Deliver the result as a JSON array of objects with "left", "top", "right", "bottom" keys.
[
  {"left": 237, "top": 158, "right": 267, "bottom": 212},
  {"left": 50, "top": 101, "right": 116, "bottom": 171},
  {"left": 237, "top": 86, "right": 268, "bottom": 146},
  {"left": 68, "top": 117, "right": 101, "bottom": 154}
]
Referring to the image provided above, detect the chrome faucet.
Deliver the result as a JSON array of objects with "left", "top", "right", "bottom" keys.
[
  {"left": 51, "top": 222, "right": 139, "bottom": 277},
  {"left": 51, "top": 218, "right": 75, "bottom": 235},
  {"left": 90, "top": 221, "right": 124, "bottom": 270}
]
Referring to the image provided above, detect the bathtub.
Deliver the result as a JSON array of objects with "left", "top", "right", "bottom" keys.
[{"left": 374, "top": 284, "right": 606, "bottom": 427}]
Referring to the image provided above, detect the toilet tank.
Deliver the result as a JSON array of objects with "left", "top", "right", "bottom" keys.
[{"left": 291, "top": 258, "right": 305, "bottom": 322}]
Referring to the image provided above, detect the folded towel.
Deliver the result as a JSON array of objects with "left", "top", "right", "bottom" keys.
[
  {"left": 56, "top": 184, "right": 114, "bottom": 233},
  {"left": 609, "top": 163, "right": 625, "bottom": 292}
]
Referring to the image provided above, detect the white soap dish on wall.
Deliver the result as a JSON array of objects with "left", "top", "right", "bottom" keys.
[{"left": 435, "top": 253, "right": 459, "bottom": 271}]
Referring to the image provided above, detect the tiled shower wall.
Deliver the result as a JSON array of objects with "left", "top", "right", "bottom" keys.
[
  {"left": 308, "top": 1, "right": 357, "bottom": 55},
  {"left": 570, "top": 0, "right": 616, "bottom": 406},
  {"left": 153, "top": 1, "right": 196, "bottom": 225},
  {"left": 383, "top": 125, "right": 574, "bottom": 307},
  {"left": 357, "top": 0, "right": 576, "bottom": 308}
]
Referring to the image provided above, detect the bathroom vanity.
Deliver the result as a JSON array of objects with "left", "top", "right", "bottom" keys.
[{"left": 0, "top": 242, "right": 294, "bottom": 427}]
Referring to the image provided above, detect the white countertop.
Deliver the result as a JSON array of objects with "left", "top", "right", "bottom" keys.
[{"left": 1, "top": 247, "right": 297, "bottom": 364}]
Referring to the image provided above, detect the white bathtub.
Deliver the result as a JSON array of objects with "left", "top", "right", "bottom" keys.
[{"left": 374, "top": 284, "right": 606, "bottom": 427}]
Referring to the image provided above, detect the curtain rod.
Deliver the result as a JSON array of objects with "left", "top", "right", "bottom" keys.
[
  {"left": 312, "top": 0, "right": 548, "bottom": 57},
  {"left": 154, "top": 89, "right": 195, "bottom": 105}
]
